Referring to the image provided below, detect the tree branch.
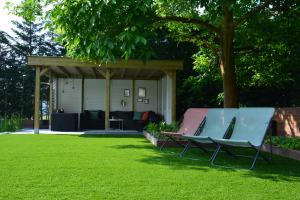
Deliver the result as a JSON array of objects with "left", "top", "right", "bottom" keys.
[
  {"left": 234, "top": 0, "right": 275, "bottom": 28},
  {"left": 156, "top": 16, "right": 220, "bottom": 35}
]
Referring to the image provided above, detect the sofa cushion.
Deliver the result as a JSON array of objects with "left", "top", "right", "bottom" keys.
[
  {"left": 149, "top": 111, "right": 159, "bottom": 122},
  {"left": 133, "top": 112, "right": 143, "bottom": 120},
  {"left": 89, "top": 111, "right": 99, "bottom": 120},
  {"left": 110, "top": 111, "right": 133, "bottom": 120},
  {"left": 83, "top": 110, "right": 91, "bottom": 120},
  {"left": 142, "top": 111, "right": 149, "bottom": 121},
  {"left": 98, "top": 110, "right": 105, "bottom": 119}
]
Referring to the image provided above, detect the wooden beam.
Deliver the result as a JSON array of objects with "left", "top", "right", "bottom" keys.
[
  {"left": 49, "top": 72, "right": 53, "bottom": 130},
  {"left": 105, "top": 69, "right": 111, "bottom": 130},
  {"left": 28, "top": 56, "right": 184, "bottom": 70},
  {"left": 40, "top": 67, "right": 50, "bottom": 76},
  {"left": 146, "top": 70, "right": 156, "bottom": 79},
  {"left": 96, "top": 68, "right": 106, "bottom": 78},
  {"left": 58, "top": 66, "right": 71, "bottom": 77},
  {"left": 51, "top": 74, "right": 160, "bottom": 80},
  {"left": 92, "top": 67, "right": 99, "bottom": 78},
  {"left": 34, "top": 66, "right": 41, "bottom": 134},
  {"left": 134, "top": 69, "right": 141, "bottom": 78},
  {"left": 121, "top": 68, "right": 126, "bottom": 78},
  {"left": 110, "top": 70, "right": 116, "bottom": 78},
  {"left": 49, "top": 69, "right": 59, "bottom": 77},
  {"left": 75, "top": 67, "right": 85, "bottom": 77}
]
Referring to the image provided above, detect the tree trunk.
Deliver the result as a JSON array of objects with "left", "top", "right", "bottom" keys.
[{"left": 220, "top": 8, "right": 238, "bottom": 108}]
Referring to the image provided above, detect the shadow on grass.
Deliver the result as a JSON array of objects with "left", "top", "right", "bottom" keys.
[
  {"left": 111, "top": 143, "right": 300, "bottom": 182},
  {"left": 77, "top": 134, "right": 144, "bottom": 139}
]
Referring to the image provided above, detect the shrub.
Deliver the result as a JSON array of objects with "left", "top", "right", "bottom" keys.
[
  {"left": 158, "top": 121, "right": 179, "bottom": 132},
  {"left": 144, "top": 122, "right": 160, "bottom": 137},
  {"left": 265, "top": 136, "right": 300, "bottom": 151},
  {"left": 144, "top": 121, "right": 179, "bottom": 138},
  {"left": 0, "top": 115, "right": 23, "bottom": 132}
]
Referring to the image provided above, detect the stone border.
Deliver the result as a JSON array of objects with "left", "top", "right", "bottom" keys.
[
  {"left": 143, "top": 131, "right": 197, "bottom": 147},
  {"left": 262, "top": 144, "right": 300, "bottom": 161},
  {"left": 143, "top": 131, "right": 160, "bottom": 146}
]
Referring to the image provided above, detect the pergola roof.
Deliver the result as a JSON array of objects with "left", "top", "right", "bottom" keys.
[{"left": 28, "top": 56, "right": 183, "bottom": 80}]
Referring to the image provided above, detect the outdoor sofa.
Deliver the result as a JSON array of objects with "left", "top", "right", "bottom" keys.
[{"left": 80, "top": 110, "right": 162, "bottom": 131}]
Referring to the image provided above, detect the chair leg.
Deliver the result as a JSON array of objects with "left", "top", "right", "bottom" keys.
[
  {"left": 210, "top": 145, "right": 222, "bottom": 165},
  {"left": 250, "top": 148, "right": 261, "bottom": 170},
  {"left": 270, "top": 134, "right": 273, "bottom": 161},
  {"left": 180, "top": 140, "right": 192, "bottom": 157},
  {"left": 252, "top": 145, "right": 270, "bottom": 164},
  {"left": 159, "top": 137, "right": 170, "bottom": 151}
]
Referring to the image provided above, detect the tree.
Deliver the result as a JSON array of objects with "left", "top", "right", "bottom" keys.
[
  {"left": 0, "top": 30, "right": 16, "bottom": 116},
  {"left": 12, "top": 0, "right": 298, "bottom": 107},
  {"left": 0, "top": 18, "right": 65, "bottom": 118},
  {"left": 11, "top": 19, "right": 65, "bottom": 118}
]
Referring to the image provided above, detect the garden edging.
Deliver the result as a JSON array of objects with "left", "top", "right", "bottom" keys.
[{"left": 261, "top": 144, "right": 300, "bottom": 161}]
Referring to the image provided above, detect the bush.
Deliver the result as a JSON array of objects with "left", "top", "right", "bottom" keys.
[
  {"left": 0, "top": 115, "right": 23, "bottom": 132},
  {"left": 144, "top": 121, "right": 179, "bottom": 138},
  {"left": 265, "top": 136, "right": 300, "bottom": 151}
]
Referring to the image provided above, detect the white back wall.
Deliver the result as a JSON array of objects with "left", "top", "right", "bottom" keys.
[
  {"left": 84, "top": 79, "right": 105, "bottom": 110},
  {"left": 111, "top": 80, "right": 133, "bottom": 111},
  {"left": 134, "top": 80, "right": 158, "bottom": 112},
  {"left": 57, "top": 78, "right": 82, "bottom": 113},
  {"left": 56, "top": 78, "right": 160, "bottom": 114}
]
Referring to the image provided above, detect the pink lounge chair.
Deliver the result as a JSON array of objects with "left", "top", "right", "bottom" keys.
[{"left": 160, "top": 108, "right": 208, "bottom": 150}]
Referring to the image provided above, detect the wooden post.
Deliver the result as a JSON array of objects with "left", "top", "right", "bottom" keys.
[
  {"left": 132, "top": 80, "right": 135, "bottom": 111},
  {"left": 34, "top": 66, "right": 41, "bottom": 134},
  {"left": 105, "top": 69, "right": 111, "bottom": 130},
  {"left": 49, "top": 72, "right": 53, "bottom": 130},
  {"left": 81, "top": 78, "right": 84, "bottom": 112},
  {"left": 171, "top": 71, "right": 176, "bottom": 122}
]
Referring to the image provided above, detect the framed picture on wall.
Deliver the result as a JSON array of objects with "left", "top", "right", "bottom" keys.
[
  {"left": 137, "top": 98, "right": 143, "bottom": 102},
  {"left": 143, "top": 99, "right": 149, "bottom": 104},
  {"left": 138, "top": 87, "right": 146, "bottom": 97},
  {"left": 124, "top": 89, "right": 130, "bottom": 97}
]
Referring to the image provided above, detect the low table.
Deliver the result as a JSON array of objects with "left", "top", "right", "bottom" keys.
[{"left": 109, "top": 118, "right": 124, "bottom": 130}]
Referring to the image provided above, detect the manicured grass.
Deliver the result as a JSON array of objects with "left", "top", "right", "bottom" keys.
[{"left": 0, "top": 134, "right": 300, "bottom": 200}]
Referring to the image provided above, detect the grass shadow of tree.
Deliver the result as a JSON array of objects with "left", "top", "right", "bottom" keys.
[{"left": 112, "top": 143, "right": 300, "bottom": 182}]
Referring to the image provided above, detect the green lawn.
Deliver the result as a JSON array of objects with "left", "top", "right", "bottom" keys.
[{"left": 0, "top": 134, "right": 300, "bottom": 200}]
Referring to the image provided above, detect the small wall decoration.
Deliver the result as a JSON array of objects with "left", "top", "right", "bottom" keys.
[
  {"left": 124, "top": 89, "right": 130, "bottom": 97},
  {"left": 138, "top": 87, "right": 146, "bottom": 97},
  {"left": 120, "top": 99, "right": 127, "bottom": 107},
  {"left": 143, "top": 99, "right": 149, "bottom": 104},
  {"left": 137, "top": 98, "right": 143, "bottom": 102}
]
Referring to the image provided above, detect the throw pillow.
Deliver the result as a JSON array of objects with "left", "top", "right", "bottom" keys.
[
  {"left": 142, "top": 111, "right": 149, "bottom": 121},
  {"left": 148, "top": 111, "right": 157, "bottom": 122},
  {"left": 90, "top": 111, "right": 99, "bottom": 120},
  {"left": 133, "top": 112, "right": 143, "bottom": 120},
  {"left": 84, "top": 110, "right": 91, "bottom": 120},
  {"left": 98, "top": 110, "right": 104, "bottom": 119}
]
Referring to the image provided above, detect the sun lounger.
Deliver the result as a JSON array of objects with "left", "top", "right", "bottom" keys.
[
  {"left": 159, "top": 108, "right": 208, "bottom": 151},
  {"left": 210, "top": 107, "right": 275, "bottom": 170},
  {"left": 180, "top": 108, "right": 237, "bottom": 157}
]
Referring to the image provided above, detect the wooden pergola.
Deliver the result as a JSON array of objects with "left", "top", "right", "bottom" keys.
[{"left": 28, "top": 56, "right": 183, "bottom": 134}]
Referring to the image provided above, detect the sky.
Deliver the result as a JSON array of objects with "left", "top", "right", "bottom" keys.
[{"left": 0, "top": 0, "right": 22, "bottom": 36}]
